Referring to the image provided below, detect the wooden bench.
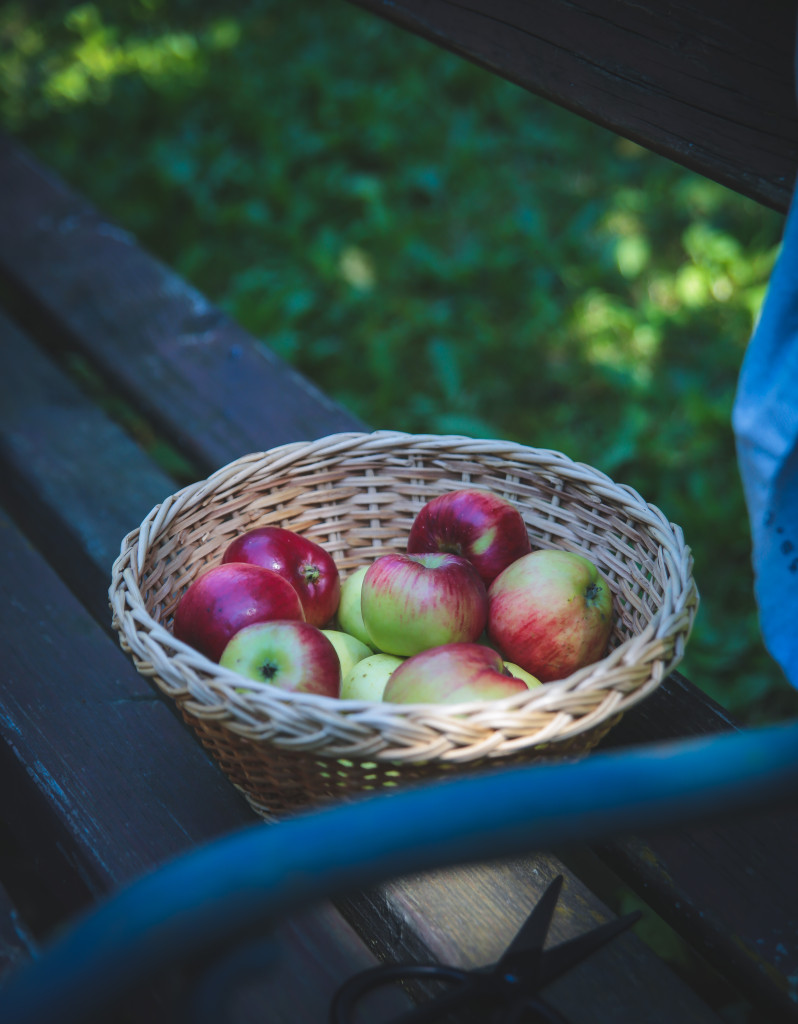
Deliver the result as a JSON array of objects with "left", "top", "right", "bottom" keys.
[{"left": 1, "top": 2, "right": 797, "bottom": 1021}]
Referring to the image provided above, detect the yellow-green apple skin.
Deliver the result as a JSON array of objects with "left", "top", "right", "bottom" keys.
[
  {"left": 321, "top": 629, "right": 372, "bottom": 681},
  {"left": 382, "top": 643, "right": 528, "bottom": 704},
  {"left": 361, "top": 552, "right": 488, "bottom": 657},
  {"left": 504, "top": 662, "right": 543, "bottom": 689},
  {"left": 406, "top": 487, "right": 531, "bottom": 586},
  {"left": 335, "top": 565, "right": 373, "bottom": 648},
  {"left": 487, "top": 550, "right": 613, "bottom": 682},
  {"left": 218, "top": 619, "right": 340, "bottom": 696},
  {"left": 341, "top": 653, "right": 405, "bottom": 701}
]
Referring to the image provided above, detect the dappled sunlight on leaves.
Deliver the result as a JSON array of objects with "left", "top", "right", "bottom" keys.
[
  {"left": 338, "top": 245, "right": 376, "bottom": 290},
  {"left": 0, "top": 2, "right": 238, "bottom": 123}
]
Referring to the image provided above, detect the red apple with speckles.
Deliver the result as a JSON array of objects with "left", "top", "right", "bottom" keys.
[
  {"left": 383, "top": 643, "right": 530, "bottom": 704},
  {"left": 487, "top": 550, "right": 613, "bottom": 682},
  {"left": 361, "top": 552, "right": 488, "bottom": 657},
  {"left": 406, "top": 488, "right": 531, "bottom": 586},
  {"left": 172, "top": 562, "right": 304, "bottom": 662},
  {"left": 222, "top": 526, "right": 340, "bottom": 628}
]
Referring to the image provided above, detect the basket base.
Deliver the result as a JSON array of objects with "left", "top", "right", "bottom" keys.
[{"left": 180, "top": 709, "right": 624, "bottom": 821}]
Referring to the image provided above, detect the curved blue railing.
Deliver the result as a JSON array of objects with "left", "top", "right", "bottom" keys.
[{"left": 1, "top": 721, "right": 797, "bottom": 1024}]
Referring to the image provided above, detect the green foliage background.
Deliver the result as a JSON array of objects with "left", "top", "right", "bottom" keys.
[{"left": 2, "top": 0, "right": 795, "bottom": 722}]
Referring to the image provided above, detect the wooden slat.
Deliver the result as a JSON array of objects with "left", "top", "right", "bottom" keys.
[
  {"left": 347, "top": 0, "right": 798, "bottom": 211},
  {"left": 0, "top": 315, "right": 177, "bottom": 628},
  {"left": 0, "top": 134, "right": 363, "bottom": 475},
  {"left": 0, "top": 500, "right": 413, "bottom": 1022},
  {"left": 0, "top": 305, "right": 409, "bottom": 1019}
]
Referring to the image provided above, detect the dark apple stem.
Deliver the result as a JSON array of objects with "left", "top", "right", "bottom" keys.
[{"left": 585, "top": 583, "right": 603, "bottom": 605}]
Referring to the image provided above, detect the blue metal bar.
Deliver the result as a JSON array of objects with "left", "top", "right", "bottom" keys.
[{"left": 1, "top": 722, "right": 797, "bottom": 1024}]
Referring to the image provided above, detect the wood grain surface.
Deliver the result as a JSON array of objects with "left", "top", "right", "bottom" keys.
[{"left": 347, "top": 0, "right": 798, "bottom": 211}]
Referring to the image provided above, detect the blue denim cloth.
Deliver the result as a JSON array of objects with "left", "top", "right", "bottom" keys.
[{"left": 732, "top": 183, "right": 798, "bottom": 688}]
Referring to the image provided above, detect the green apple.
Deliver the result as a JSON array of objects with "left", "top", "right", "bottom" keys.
[
  {"left": 322, "top": 629, "right": 372, "bottom": 681},
  {"left": 341, "top": 653, "right": 405, "bottom": 701},
  {"left": 504, "top": 661, "right": 543, "bottom": 689},
  {"left": 336, "top": 565, "right": 373, "bottom": 648}
]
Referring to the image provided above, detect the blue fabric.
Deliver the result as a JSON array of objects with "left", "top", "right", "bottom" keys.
[{"left": 732, "top": 179, "right": 798, "bottom": 688}]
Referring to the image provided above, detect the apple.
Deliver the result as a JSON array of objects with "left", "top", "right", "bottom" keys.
[
  {"left": 340, "top": 653, "right": 405, "bottom": 701},
  {"left": 406, "top": 488, "right": 531, "bottom": 586},
  {"left": 361, "top": 552, "right": 488, "bottom": 657},
  {"left": 172, "top": 562, "right": 305, "bottom": 662},
  {"left": 504, "top": 662, "right": 543, "bottom": 689},
  {"left": 322, "top": 629, "right": 373, "bottom": 681},
  {"left": 335, "top": 565, "right": 374, "bottom": 649},
  {"left": 222, "top": 526, "right": 340, "bottom": 628},
  {"left": 219, "top": 619, "right": 340, "bottom": 697},
  {"left": 383, "top": 643, "right": 529, "bottom": 704},
  {"left": 487, "top": 549, "right": 613, "bottom": 682}
]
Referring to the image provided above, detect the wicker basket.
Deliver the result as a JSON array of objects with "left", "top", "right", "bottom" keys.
[{"left": 109, "top": 430, "right": 698, "bottom": 820}]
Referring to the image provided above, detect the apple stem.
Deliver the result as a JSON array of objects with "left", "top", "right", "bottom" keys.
[{"left": 585, "top": 582, "right": 604, "bottom": 606}]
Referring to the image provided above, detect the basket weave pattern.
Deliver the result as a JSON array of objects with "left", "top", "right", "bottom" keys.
[{"left": 109, "top": 431, "right": 698, "bottom": 819}]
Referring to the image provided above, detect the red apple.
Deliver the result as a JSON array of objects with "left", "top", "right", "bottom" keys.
[
  {"left": 383, "top": 643, "right": 529, "bottom": 704},
  {"left": 406, "top": 488, "right": 531, "bottom": 586},
  {"left": 487, "top": 550, "right": 613, "bottom": 682},
  {"left": 219, "top": 620, "right": 340, "bottom": 697},
  {"left": 360, "top": 552, "right": 488, "bottom": 657},
  {"left": 222, "top": 526, "right": 340, "bottom": 628},
  {"left": 172, "top": 562, "right": 305, "bottom": 662}
]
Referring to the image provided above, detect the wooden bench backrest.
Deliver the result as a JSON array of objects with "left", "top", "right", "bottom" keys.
[{"left": 349, "top": 0, "right": 798, "bottom": 211}]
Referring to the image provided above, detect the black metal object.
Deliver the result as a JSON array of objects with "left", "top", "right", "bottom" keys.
[{"left": 330, "top": 875, "right": 641, "bottom": 1023}]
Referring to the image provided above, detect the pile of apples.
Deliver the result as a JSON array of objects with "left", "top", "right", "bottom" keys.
[{"left": 172, "top": 489, "right": 614, "bottom": 705}]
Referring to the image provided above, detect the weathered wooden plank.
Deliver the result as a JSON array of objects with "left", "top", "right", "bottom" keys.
[
  {"left": 0, "top": 134, "right": 363, "bottom": 476},
  {"left": 596, "top": 818, "right": 798, "bottom": 1024},
  {"left": 0, "top": 502, "right": 412, "bottom": 1021},
  {"left": 0, "top": 308, "right": 411, "bottom": 1015},
  {"left": 600, "top": 671, "right": 740, "bottom": 746},
  {"left": 347, "top": 0, "right": 798, "bottom": 211},
  {"left": 0, "top": 310, "right": 178, "bottom": 626}
]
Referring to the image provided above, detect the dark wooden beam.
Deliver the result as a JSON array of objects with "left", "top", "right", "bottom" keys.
[
  {"left": 347, "top": 0, "right": 798, "bottom": 212},
  {"left": 0, "top": 136, "right": 363, "bottom": 476}
]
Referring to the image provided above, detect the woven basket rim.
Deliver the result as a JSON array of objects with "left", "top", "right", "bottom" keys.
[{"left": 109, "top": 430, "right": 699, "bottom": 762}]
